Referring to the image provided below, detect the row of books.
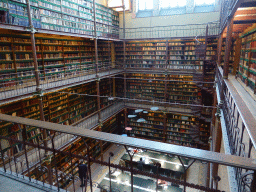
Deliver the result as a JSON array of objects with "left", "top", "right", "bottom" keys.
[
  {"left": 8, "top": 15, "right": 41, "bottom": 28},
  {"left": 2, "top": 1, "right": 119, "bottom": 36}
]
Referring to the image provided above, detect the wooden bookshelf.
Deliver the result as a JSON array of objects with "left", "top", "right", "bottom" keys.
[
  {"left": 125, "top": 73, "right": 201, "bottom": 104},
  {"left": 115, "top": 38, "right": 217, "bottom": 70},
  {"left": 220, "top": 38, "right": 235, "bottom": 73},
  {"left": 0, "top": 32, "right": 118, "bottom": 88},
  {"left": 0, "top": 80, "right": 103, "bottom": 155},
  {"left": 239, "top": 26, "right": 256, "bottom": 93},
  {"left": 0, "top": 0, "right": 119, "bottom": 38},
  {"left": 28, "top": 114, "right": 120, "bottom": 189},
  {"left": 126, "top": 109, "right": 210, "bottom": 148}
]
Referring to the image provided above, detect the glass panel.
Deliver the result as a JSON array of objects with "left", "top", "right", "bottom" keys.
[
  {"left": 160, "top": 0, "right": 186, "bottom": 8},
  {"left": 195, "top": 0, "right": 215, "bottom": 6}
]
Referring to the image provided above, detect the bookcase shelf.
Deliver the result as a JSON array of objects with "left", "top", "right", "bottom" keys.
[
  {"left": 124, "top": 73, "right": 201, "bottom": 104},
  {"left": 0, "top": 78, "right": 118, "bottom": 155},
  {"left": 0, "top": 0, "right": 119, "bottom": 38},
  {"left": 27, "top": 113, "right": 120, "bottom": 189},
  {"left": 220, "top": 38, "right": 235, "bottom": 72},
  {"left": 238, "top": 26, "right": 256, "bottom": 93},
  {"left": 0, "top": 32, "right": 115, "bottom": 88},
  {"left": 126, "top": 109, "right": 210, "bottom": 148},
  {"left": 115, "top": 38, "right": 217, "bottom": 70}
]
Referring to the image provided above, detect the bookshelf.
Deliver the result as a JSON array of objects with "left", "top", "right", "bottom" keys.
[
  {"left": 0, "top": 0, "right": 119, "bottom": 38},
  {"left": 239, "top": 26, "right": 256, "bottom": 93},
  {"left": 126, "top": 109, "right": 210, "bottom": 148},
  {"left": 0, "top": 80, "right": 103, "bottom": 155},
  {"left": 115, "top": 38, "right": 217, "bottom": 70},
  {"left": 220, "top": 38, "right": 235, "bottom": 73},
  {"left": 28, "top": 114, "right": 120, "bottom": 189},
  {"left": 0, "top": 32, "right": 119, "bottom": 88},
  {"left": 125, "top": 73, "right": 201, "bottom": 104},
  {"left": 99, "top": 78, "right": 113, "bottom": 108}
]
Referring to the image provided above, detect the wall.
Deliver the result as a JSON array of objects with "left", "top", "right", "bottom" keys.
[
  {"left": 96, "top": 0, "right": 107, "bottom": 6},
  {"left": 119, "top": 11, "right": 220, "bottom": 28},
  {"left": 118, "top": 0, "right": 220, "bottom": 39}
]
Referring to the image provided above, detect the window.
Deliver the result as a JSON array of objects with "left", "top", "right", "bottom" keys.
[
  {"left": 159, "top": 0, "right": 186, "bottom": 9},
  {"left": 137, "top": 0, "right": 153, "bottom": 11},
  {"left": 195, "top": 0, "right": 215, "bottom": 6},
  {"left": 108, "top": 0, "right": 131, "bottom": 11},
  {"left": 194, "top": 0, "right": 215, "bottom": 13}
]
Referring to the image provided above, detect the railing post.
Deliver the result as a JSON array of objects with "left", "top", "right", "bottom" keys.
[
  {"left": 0, "top": 138, "right": 6, "bottom": 172},
  {"left": 108, "top": 152, "right": 114, "bottom": 192},
  {"left": 251, "top": 171, "right": 256, "bottom": 192}
]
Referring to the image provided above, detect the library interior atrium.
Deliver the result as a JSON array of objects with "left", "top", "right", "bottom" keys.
[{"left": 0, "top": 0, "right": 256, "bottom": 191}]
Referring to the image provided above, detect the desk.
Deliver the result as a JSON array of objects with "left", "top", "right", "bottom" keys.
[
  {"left": 121, "top": 151, "right": 189, "bottom": 178},
  {"left": 122, "top": 151, "right": 188, "bottom": 172},
  {"left": 100, "top": 171, "right": 183, "bottom": 192}
]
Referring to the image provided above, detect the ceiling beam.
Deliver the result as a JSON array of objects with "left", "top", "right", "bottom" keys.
[
  {"left": 235, "top": 9, "right": 256, "bottom": 15},
  {"left": 240, "top": 2, "right": 256, "bottom": 8},
  {"left": 234, "top": 19, "right": 256, "bottom": 24}
]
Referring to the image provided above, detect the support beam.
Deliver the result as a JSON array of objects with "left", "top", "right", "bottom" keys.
[
  {"left": 232, "top": 37, "right": 242, "bottom": 75},
  {"left": 217, "top": 34, "right": 223, "bottom": 66},
  {"left": 223, "top": 16, "right": 234, "bottom": 79},
  {"left": 122, "top": 0, "right": 125, "bottom": 39},
  {"left": 25, "top": 0, "right": 46, "bottom": 148}
]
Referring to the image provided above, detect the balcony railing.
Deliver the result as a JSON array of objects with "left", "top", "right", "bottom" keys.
[
  {"left": 0, "top": 62, "right": 124, "bottom": 103},
  {"left": 0, "top": 113, "right": 255, "bottom": 192},
  {"left": 219, "top": 0, "right": 241, "bottom": 33},
  {"left": 119, "top": 22, "right": 220, "bottom": 40},
  {"left": 216, "top": 66, "right": 256, "bottom": 192}
]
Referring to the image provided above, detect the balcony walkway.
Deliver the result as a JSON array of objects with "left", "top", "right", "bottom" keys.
[
  {"left": 229, "top": 75, "right": 256, "bottom": 120},
  {"left": 0, "top": 169, "right": 62, "bottom": 192},
  {"left": 0, "top": 69, "right": 124, "bottom": 105}
]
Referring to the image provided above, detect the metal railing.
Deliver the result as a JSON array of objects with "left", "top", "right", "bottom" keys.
[
  {"left": 0, "top": 113, "right": 255, "bottom": 192},
  {"left": 119, "top": 22, "right": 220, "bottom": 40},
  {"left": 219, "top": 0, "right": 241, "bottom": 34},
  {"left": 124, "top": 63, "right": 204, "bottom": 72},
  {"left": 216, "top": 66, "right": 256, "bottom": 192},
  {"left": 0, "top": 62, "right": 124, "bottom": 103}
]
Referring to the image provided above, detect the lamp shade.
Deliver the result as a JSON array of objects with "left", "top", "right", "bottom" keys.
[
  {"left": 125, "top": 127, "right": 133, "bottom": 131},
  {"left": 135, "top": 109, "right": 143, "bottom": 113},
  {"left": 150, "top": 107, "right": 159, "bottom": 111},
  {"left": 128, "top": 115, "right": 137, "bottom": 118},
  {"left": 137, "top": 118, "right": 146, "bottom": 122}
]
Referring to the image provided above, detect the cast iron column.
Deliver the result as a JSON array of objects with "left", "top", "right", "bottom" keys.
[{"left": 26, "top": 0, "right": 47, "bottom": 147}]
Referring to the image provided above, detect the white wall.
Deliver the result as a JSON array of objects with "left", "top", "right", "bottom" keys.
[
  {"left": 119, "top": 11, "right": 220, "bottom": 28},
  {"left": 118, "top": 0, "right": 220, "bottom": 39}
]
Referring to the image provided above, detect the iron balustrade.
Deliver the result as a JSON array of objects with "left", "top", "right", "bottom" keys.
[
  {"left": 0, "top": 114, "right": 256, "bottom": 192},
  {"left": 119, "top": 22, "right": 220, "bottom": 40},
  {"left": 219, "top": 0, "right": 242, "bottom": 34},
  {"left": 124, "top": 63, "right": 204, "bottom": 72},
  {"left": 216, "top": 66, "right": 256, "bottom": 192},
  {"left": 0, "top": 63, "right": 124, "bottom": 103}
]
